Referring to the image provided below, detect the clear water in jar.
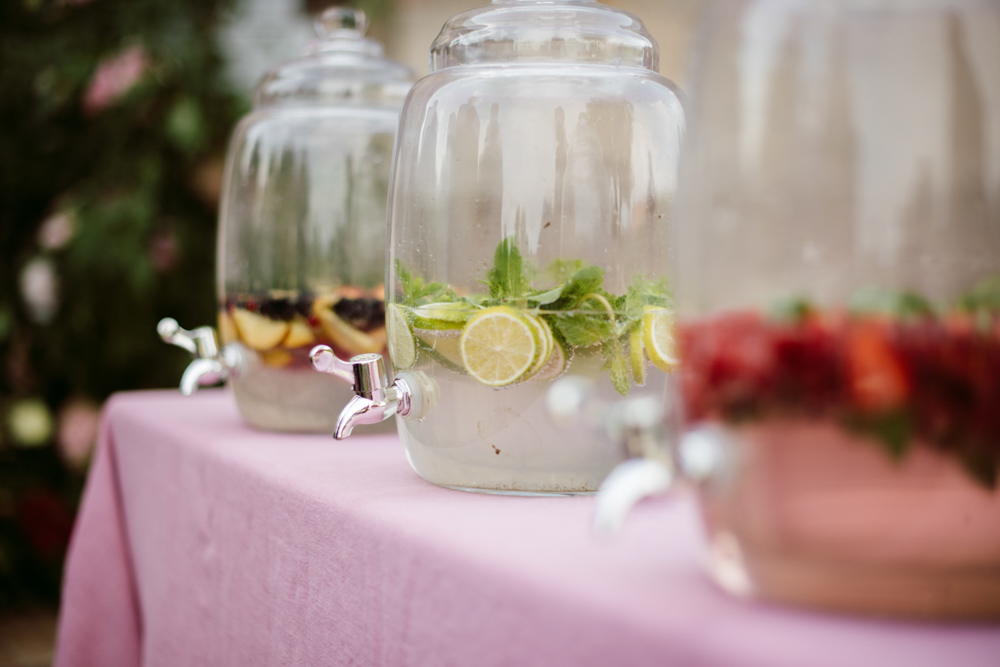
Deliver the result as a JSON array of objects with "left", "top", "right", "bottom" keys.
[{"left": 392, "top": 301, "right": 677, "bottom": 494}]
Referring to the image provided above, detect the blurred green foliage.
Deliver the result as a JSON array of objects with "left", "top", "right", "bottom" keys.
[
  {"left": 0, "top": 0, "right": 244, "bottom": 607},
  {"left": 0, "top": 0, "right": 397, "bottom": 611}
]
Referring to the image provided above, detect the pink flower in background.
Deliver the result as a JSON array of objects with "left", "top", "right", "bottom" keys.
[
  {"left": 149, "top": 230, "right": 178, "bottom": 271},
  {"left": 38, "top": 210, "right": 76, "bottom": 250},
  {"left": 19, "top": 256, "right": 59, "bottom": 324},
  {"left": 82, "top": 45, "right": 149, "bottom": 115},
  {"left": 58, "top": 398, "right": 101, "bottom": 469}
]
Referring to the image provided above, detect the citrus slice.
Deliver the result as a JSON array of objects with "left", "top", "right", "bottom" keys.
[
  {"left": 522, "top": 314, "right": 553, "bottom": 378},
  {"left": 629, "top": 323, "right": 647, "bottom": 385},
  {"left": 283, "top": 318, "right": 316, "bottom": 348},
  {"left": 315, "top": 306, "right": 384, "bottom": 356},
  {"left": 411, "top": 302, "right": 476, "bottom": 330},
  {"left": 642, "top": 307, "right": 678, "bottom": 372},
  {"left": 218, "top": 310, "right": 239, "bottom": 345},
  {"left": 261, "top": 348, "right": 293, "bottom": 368},
  {"left": 387, "top": 303, "right": 417, "bottom": 370},
  {"left": 232, "top": 308, "right": 290, "bottom": 351},
  {"left": 530, "top": 338, "right": 570, "bottom": 382},
  {"left": 460, "top": 307, "right": 538, "bottom": 387}
]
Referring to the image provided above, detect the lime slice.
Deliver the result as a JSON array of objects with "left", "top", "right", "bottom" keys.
[
  {"left": 415, "top": 332, "right": 466, "bottom": 374},
  {"left": 629, "top": 323, "right": 647, "bottom": 385},
  {"left": 387, "top": 303, "right": 417, "bottom": 370},
  {"left": 642, "top": 307, "right": 678, "bottom": 372},
  {"left": 522, "top": 314, "right": 553, "bottom": 379},
  {"left": 411, "top": 302, "right": 476, "bottom": 330},
  {"left": 529, "top": 338, "right": 570, "bottom": 382},
  {"left": 460, "top": 307, "right": 538, "bottom": 387}
]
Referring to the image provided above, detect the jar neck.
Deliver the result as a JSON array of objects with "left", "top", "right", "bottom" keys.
[{"left": 431, "top": 0, "right": 658, "bottom": 72}]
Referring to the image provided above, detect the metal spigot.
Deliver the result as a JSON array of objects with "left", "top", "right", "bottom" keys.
[
  {"left": 310, "top": 346, "right": 437, "bottom": 439},
  {"left": 158, "top": 318, "right": 244, "bottom": 395},
  {"left": 547, "top": 376, "right": 730, "bottom": 536}
]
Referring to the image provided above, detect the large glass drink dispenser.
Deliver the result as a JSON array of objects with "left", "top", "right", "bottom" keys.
[
  {"left": 311, "top": 0, "right": 685, "bottom": 493},
  {"left": 159, "top": 8, "right": 413, "bottom": 432},
  {"left": 597, "top": 0, "right": 1000, "bottom": 618}
]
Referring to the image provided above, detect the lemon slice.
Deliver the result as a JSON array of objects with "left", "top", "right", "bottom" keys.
[
  {"left": 387, "top": 303, "right": 417, "bottom": 370},
  {"left": 460, "top": 307, "right": 538, "bottom": 387},
  {"left": 232, "top": 308, "right": 290, "bottom": 351},
  {"left": 522, "top": 314, "right": 553, "bottom": 378},
  {"left": 283, "top": 318, "right": 316, "bottom": 348},
  {"left": 529, "top": 338, "right": 570, "bottom": 382},
  {"left": 642, "top": 307, "right": 678, "bottom": 372},
  {"left": 411, "top": 302, "right": 475, "bottom": 330},
  {"left": 629, "top": 323, "right": 647, "bottom": 385},
  {"left": 218, "top": 310, "right": 239, "bottom": 345}
]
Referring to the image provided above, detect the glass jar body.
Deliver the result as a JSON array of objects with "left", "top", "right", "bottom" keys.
[
  {"left": 676, "top": 0, "right": 1000, "bottom": 616},
  {"left": 218, "top": 107, "right": 399, "bottom": 432},
  {"left": 388, "top": 64, "right": 685, "bottom": 493}
]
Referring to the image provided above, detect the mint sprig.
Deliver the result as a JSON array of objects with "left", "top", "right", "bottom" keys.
[{"left": 396, "top": 237, "right": 674, "bottom": 394}]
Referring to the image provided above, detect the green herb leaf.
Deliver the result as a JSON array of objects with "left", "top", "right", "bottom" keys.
[
  {"left": 527, "top": 285, "right": 565, "bottom": 306},
  {"left": 602, "top": 338, "right": 631, "bottom": 396},
  {"left": 553, "top": 312, "right": 615, "bottom": 348},
  {"left": 843, "top": 410, "right": 912, "bottom": 460},
  {"left": 488, "top": 236, "right": 527, "bottom": 300},
  {"left": 958, "top": 447, "right": 998, "bottom": 490},
  {"left": 849, "top": 287, "right": 933, "bottom": 319},
  {"left": 546, "top": 258, "right": 585, "bottom": 283},
  {"left": 957, "top": 276, "right": 1000, "bottom": 315}
]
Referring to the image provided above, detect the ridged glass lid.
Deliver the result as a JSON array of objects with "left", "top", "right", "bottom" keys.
[
  {"left": 253, "top": 7, "right": 413, "bottom": 108},
  {"left": 430, "top": 0, "right": 659, "bottom": 72}
]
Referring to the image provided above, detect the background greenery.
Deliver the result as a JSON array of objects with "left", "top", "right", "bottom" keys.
[{"left": 0, "top": 0, "right": 390, "bottom": 610}]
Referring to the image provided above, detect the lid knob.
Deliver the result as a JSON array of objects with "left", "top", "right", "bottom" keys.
[{"left": 315, "top": 7, "right": 369, "bottom": 39}]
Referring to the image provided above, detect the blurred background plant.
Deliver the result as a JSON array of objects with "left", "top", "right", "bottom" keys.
[
  {"left": 0, "top": 0, "right": 247, "bottom": 609},
  {"left": 0, "top": 0, "right": 396, "bottom": 616},
  {"left": 0, "top": 0, "right": 698, "bottom": 638}
]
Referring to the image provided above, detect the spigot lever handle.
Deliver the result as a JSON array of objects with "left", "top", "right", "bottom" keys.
[
  {"left": 310, "top": 345, "right": 438, "bottom": 440},
  {"left": 309, "top": 345, "right": 358, "bottom": 385},
  {"left": 158, "top": 317, "right": 221, "bottom": 359},
  {"left": 157, "top": 317, "right": 243, "bottom": 395}
]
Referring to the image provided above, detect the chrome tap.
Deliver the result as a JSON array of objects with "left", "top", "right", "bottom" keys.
[
  {"left": 310, "top": 346, "right": 437, "bottom": 439},
  {"left": 547, "top": 376, "right": 731, "bottom": 535},
  {"left": 157, "top": 318, "right": 245, "bottom": 395}
]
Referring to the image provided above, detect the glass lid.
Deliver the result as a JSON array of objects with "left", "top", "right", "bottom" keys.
[
  {"left": 254, "top": 7, "right": 413, "bottom": 108},
  {"left": 430, "top": 0, "right": 659, "bottom": 71}
]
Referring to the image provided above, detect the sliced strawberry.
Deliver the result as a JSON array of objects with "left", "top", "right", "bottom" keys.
[{"left": 846, "top": 321, "right": 910, "bottom": 412}]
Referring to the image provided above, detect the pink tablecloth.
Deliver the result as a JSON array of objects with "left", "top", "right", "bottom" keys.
[{"left": 55, "top": 389, "right": 1000, "bottom": 667}]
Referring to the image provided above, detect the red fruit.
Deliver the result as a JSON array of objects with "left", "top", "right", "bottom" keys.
[{"left": 846, "top": 321, "right": 910, "bottom": 412}]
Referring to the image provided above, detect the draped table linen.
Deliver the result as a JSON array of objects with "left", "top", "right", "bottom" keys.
[{"left": 55, "top": 390, "right": 1000, "bottom": 666}]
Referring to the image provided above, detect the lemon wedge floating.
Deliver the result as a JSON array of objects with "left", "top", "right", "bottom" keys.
[
  {"left": 411, "top": 302, "right": 476, "bottom": 330},
  {"left": 629, "top": 323, "right": 647, "bottom": 385},
  {"left": 529, "top": 337, "right": 569, "bottom": 382},
  {"left": 642, "top": 306, "right": 679, "bottom": 372},
  {"left": 460, "top": 306, "right": 538, "bottom": 387},
  {"left": 522, "top": 314, "right": 554, "bottom": 379},
  {"left": 283, "top": 319, "right": 316, "bottom": 348},
  {"left": 387, "top": 303, "right": 417, "bottom": 370},
  {"left": 232, "top": 308, "right": 290, "bottom": 351}
]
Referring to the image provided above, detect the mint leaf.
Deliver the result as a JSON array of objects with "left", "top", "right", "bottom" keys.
[
  {"left": 546, "top": 258, "right": 585, "bottom": 283},
  {"left": 958, "top": 276, "right": 1000, "bottom": 314},
  {"left": 396, "top": 258, "right": 421, "bottom": 306},
  {"left": 527, "top": 284, "right": 565, "bottom": 306},
  {"left": 849, "top": 287, "right": 933, "bottom": 319},
  {"left": 602, "top": 338, "right": 631, "bottom": 396},
  {"left": 553, "top": 312, "right": 615, "bottom": 348},
  {"left": 488, "top": 236, "right": 527, "bottom": 300}
]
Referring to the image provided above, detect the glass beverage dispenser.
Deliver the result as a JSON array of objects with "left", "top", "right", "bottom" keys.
[
  {"left": 596, "top": 0, "right": 1000, "bottom": 618},
  {"left": 311, "top": 0, "right": 686, "bottom": 493},
  {"left": 159, "top": 8, "right": 413, "bottom": 432}
]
